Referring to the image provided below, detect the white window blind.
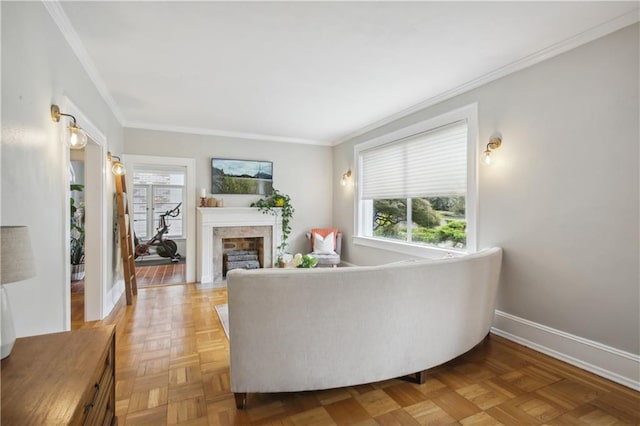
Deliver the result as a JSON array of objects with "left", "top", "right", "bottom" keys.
[{"left": 360, "top": 121, "right": 467, "bottom": 200}]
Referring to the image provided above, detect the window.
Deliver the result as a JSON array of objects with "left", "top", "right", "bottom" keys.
[
  {"left": 355, "top": 104, "right": 477, "bottom": 255},
  {"left": 133, "top": 166, "right": 186, "bottom": 240}
]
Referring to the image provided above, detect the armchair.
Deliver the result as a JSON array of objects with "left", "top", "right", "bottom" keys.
[{"left": 305, "top": 228, "right": 342, "bottom": 267}]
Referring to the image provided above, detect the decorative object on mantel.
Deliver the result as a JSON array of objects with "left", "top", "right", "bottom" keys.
[
  {"left": 199, "top": 188, "right": 207, "bottom": 207},
  {"left": 251, "top": 189, "right": 294, "bottom": 261},
  {"left": 1, "top": 226, "right": 36, "bottom": 359},
  {"left": 207, "top": 197, "right": 217, "bottom": 207}
]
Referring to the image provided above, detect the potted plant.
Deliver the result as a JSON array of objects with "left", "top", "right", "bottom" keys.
[
  {"left": 70, "top": 184, "right": 85, "bottom": 280},
  {"left": 251, "top": 189, "right": 294, "bottom": 265}
]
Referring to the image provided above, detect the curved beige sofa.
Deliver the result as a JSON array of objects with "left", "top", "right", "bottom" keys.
[{"left": 227, "top": 247, "right": 502, "bottom": 408}]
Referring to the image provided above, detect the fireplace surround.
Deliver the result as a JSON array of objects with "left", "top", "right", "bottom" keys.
[{"left": 197, "top": 207, "right": 281, "bottom": 283}]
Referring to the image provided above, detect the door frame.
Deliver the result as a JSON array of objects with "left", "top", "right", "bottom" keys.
[{"left": 62, "top": 98, "right": 109, "bottom": 326}]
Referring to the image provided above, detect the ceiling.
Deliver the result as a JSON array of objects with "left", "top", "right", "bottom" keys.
[{"left": 57, "top": 1, "right": 638, "bottom": 145}]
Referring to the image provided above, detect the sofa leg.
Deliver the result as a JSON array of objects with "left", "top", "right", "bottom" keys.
[
  {"left": 401, "top": 370, "right": 427, "bottom": 384},
  {"left": 234, "top": 392, "right": 247, "bottom": 409}
]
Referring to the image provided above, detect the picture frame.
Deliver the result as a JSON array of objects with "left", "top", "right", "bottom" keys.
[{"left": 211, "top": 158, "right": 273, "bottom": 195}]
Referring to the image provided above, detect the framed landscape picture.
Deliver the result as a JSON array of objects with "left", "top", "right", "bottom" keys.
[{"left": 211, "top": 158, "right": 273, "bottom": 195}]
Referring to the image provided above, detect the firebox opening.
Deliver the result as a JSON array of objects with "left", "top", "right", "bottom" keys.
[{"left": 222, "top": 237, "right": 264, "bottom": 277}]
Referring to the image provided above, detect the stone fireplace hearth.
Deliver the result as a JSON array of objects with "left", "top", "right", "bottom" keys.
[{"left": 197, "top": 207, "right": 281, "bottom": 284}]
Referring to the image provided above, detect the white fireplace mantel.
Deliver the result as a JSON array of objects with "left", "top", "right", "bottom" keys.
[{"left": 197, "top": 207, "right": 282, "bottom": 283}]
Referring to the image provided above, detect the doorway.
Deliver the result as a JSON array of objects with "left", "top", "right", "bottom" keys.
[
  {"left": 70, "top": 153, "right": 85, "bottom": 327},
  {"left": 133, "top": 164, "right": 186, "bottom": 287},
  {"left": 122, "top": 155, "right": 196, "bottom": 287},
  {"left": 61, "top": 98, "right": 112, "bottom": 330},
  {"left": 69, "top": 133, "right": 106, "bottom": 327}
]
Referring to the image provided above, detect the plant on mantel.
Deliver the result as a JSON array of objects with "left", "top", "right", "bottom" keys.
[{"left": 251, "top": 189, "right": 294, "bottom": 260}]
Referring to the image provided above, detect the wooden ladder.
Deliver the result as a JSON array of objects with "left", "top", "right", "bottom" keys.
[{"left": 114, "top": 173, "right": 137, "bottom": 305}]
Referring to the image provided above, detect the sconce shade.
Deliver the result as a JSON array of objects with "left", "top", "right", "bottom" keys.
[
  {"left": 107, "top": 151, "right": 127, "bottom": 175},
  {"left": 1, "top": 226, "right": 36, "bottom": 285},
  {"left": 341, "top": 170, "right": 352, "bottom": 186},
  {"left": 112, "top": 161, "right": 126, "bottom": 176},
  {"left": 482, "top": 150, "right": 493, "bottom": 165},
  {"left": 68, "top": 124, "right": 88, "bottom": 150}
]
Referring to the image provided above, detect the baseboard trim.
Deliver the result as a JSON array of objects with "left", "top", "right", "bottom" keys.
[
  {"left": 105, "top": 279, "right": 125, "bottom": 318},
  {"left": 491, "top": 310, "right": 640, "bottom": 391}
]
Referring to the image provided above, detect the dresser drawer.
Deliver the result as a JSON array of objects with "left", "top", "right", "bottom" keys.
[{"left": 83, "top": 329, "right": 116, "bottom": 425}]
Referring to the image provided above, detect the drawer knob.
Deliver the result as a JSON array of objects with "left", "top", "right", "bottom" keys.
[{"left": 84, "top": 383, "right": 100, "bottom": 412}]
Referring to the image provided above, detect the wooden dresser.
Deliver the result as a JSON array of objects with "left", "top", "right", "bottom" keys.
[{"left": 1, "top": 326, "right": 116, "bottom": 425}]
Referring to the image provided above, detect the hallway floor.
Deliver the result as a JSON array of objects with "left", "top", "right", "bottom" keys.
[{"left": 136, "top": 262, "right": 186, "bottom": 288}]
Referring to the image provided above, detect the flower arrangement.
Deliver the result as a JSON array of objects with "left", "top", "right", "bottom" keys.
[
  {"left": 291, "top": 253, "right": 318, "bottom": 268},
  {"left": 251, "top": 189, "right": 294, "bottom": 256}
]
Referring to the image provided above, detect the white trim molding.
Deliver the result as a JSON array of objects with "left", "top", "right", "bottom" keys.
[
  {"left": 125, "top": 122, "right": 330, "bottom": 146},
  {"left": 492, "top": 310, "right": 640, "bottom": 391}
]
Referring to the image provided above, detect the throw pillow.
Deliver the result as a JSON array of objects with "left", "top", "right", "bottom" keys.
[{"left": 313, "top": 232, "right": 336, "bottom": 254}]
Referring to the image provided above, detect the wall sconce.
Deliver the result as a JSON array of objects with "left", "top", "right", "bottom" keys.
[
  {"left": 107, "top": 152, "right": 126, "bottom": 175},
  {"left": 482, "top": 137, "right": 502, "bottom": 165},
  {"left": 341, "top": 170, "right": 352, "bottom": 186},
  {"left": 50, "top": 104, "right": 88, "bottom": 150}
]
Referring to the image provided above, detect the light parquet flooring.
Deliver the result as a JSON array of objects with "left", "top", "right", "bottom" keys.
[{"left": 75, "top": 284, "right": 640, "bottom": 425}]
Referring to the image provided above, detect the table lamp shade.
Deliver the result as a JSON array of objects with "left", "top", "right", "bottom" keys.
[
  {"left": 1, "top": 226, "right": 36, "bottom": 359},
  {"left": 1, "top": 226, "right": 36, "bottom": 284}
]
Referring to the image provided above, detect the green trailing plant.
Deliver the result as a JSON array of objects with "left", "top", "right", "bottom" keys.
[
  {"left": 70, "top": 184, "right": 85, "bottom": 265},
  {"left": 296, "top": 253, "right": 318, "bottom": 268},
  {"left": 251, "top": 189, "right": 294, "bottom": 256}
]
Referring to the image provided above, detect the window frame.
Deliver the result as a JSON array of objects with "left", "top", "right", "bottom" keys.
[{"left": 353, "top": 103, "right": 478, "bottom": 257}]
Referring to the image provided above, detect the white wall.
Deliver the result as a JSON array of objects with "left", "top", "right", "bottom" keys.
[
  {"left": 124, "top": 128, "right": 333, "bottom": 255},
  {"left": 1, "top": 2, "right": 124, "bottom": 336},
  {"left": 334, "top": 23, "right": 639, "bottom": 360}
]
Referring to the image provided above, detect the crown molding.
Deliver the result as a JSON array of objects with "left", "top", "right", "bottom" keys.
[
  {"left": 125, "top": 122, "right": 332, "bottom": 146},
  {"left": 43, "top": 1, "right": 126, "bottom": 125},
  {"left": 332, "top": 8, "right": 639, "bottom": 146}
]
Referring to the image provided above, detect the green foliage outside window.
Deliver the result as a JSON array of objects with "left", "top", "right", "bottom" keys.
[{"left": 373, "top": 196, "right": 466, "bottom": 247}]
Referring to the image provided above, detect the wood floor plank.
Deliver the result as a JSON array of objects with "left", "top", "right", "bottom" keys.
[
  {"left": 68, "top": 283, "right": 639, "bottom": 425},
  {"left": 403, "top": 400, "right": 458, "bottom": 424},
  {"left": 324, "top": 398, "right": 372, "bottom": 425},
  {"left": 432, "top": 391, "right": 482, "bottom": 420},
  {"left": 383, "top": 382, "right": 428, "bottom": 407},
  {"left": 374, "top": 408, "right": 421, "bottom": 425}
]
